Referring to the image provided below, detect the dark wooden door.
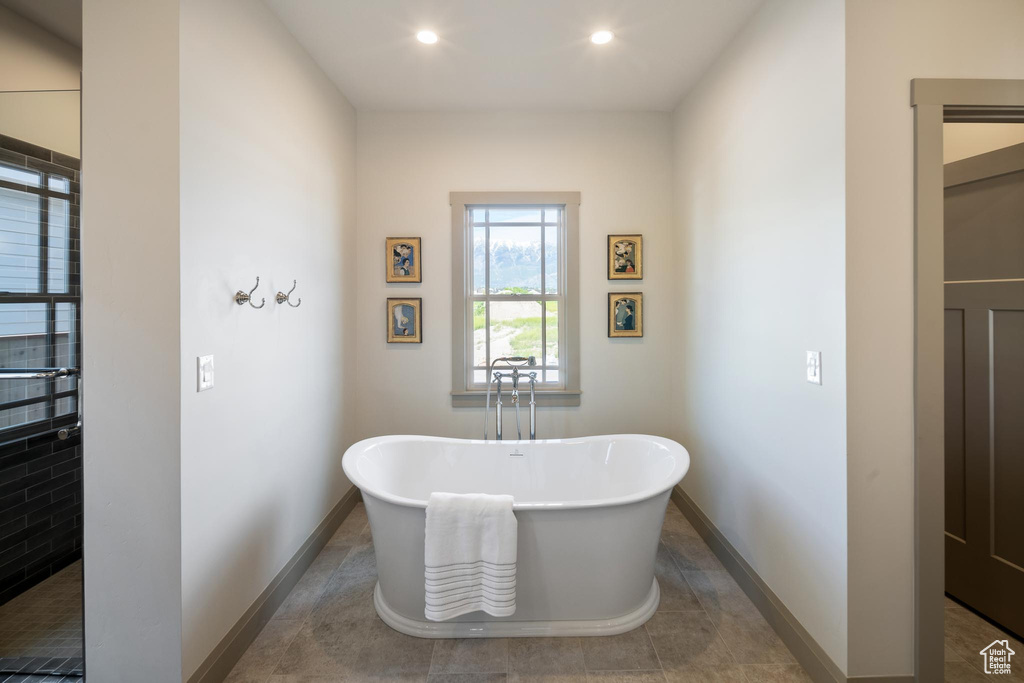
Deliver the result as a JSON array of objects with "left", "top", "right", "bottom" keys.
[{"left": 944, "top": 142, "right": 1024, "bottom": 637}]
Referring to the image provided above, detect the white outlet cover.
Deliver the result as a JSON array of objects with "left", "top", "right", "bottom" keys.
[
  {"left": 198, "top": 354, "right": 214, "bottom": 392},
  {"left": 806, "top": 351, "right": 822, "bottom": 385}
]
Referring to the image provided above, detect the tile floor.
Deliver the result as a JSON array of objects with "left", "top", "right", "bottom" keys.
[
  {"left": 226, "top": 502, "right": 812, "bottom": 682},
  {"left": 0, "top": 657, "right": 84, "bottom": 682},
  {"left": 944, "top": 595, "right": 1023, "bottom": 682},
  {"left": 0, "top": 560, "right": 83, "bottom": 680},
  {"left": 0, "top": 510, "right": 1013, "bottom": 682}
]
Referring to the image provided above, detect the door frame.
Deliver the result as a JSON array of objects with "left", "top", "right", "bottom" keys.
[{"left": 911, "top": 78, "right": 1024, "bottom": 683}]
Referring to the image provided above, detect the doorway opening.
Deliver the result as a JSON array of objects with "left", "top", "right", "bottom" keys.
[{"left": 913, "top": 79, "right": 1024, "bottom": 682}]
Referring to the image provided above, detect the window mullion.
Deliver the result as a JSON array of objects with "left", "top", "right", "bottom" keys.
[
  {"left": 540, "top": 217, "right": 546, "bottom": 298},
  {"left": 484, "top": 210, "right": 491, "bottom": 376},
  {"left": 541, "top": 298, "right": 547, "bottom": 373}
]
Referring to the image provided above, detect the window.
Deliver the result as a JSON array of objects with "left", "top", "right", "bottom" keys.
[
  {"left": 451, "top": 192, "right": 580, "bottom": 406},
  {"left": 0, "top": 145, "right": 80, "bottom": 435}
]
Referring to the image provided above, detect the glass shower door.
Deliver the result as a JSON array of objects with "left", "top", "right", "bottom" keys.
[{"left": 0, "top": 91, "right": 84, "bottom": 679}]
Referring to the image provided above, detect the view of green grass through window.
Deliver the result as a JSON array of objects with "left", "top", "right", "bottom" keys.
[{"left": 470, "top": 207, "right": 563, "bottom": 386}]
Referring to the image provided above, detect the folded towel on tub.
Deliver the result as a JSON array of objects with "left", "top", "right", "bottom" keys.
[{"left": 424, "top": 492, "right": 517, "bottom": 621}]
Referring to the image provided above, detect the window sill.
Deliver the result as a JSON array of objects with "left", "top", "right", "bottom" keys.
[{"left": 451, "top": 390, "right": 582, "bottom": 408}]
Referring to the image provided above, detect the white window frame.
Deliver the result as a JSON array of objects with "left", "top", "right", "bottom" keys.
[{"left": 450, "top": 192, "right": 581, "bottom": 407}]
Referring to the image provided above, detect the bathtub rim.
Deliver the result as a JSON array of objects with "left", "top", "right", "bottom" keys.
[
  {"left": 341, "top": 433, "right": 690, "bottom": 511},
  {"left": 373, "top": 577, "right": 661, "bottom": 638}
]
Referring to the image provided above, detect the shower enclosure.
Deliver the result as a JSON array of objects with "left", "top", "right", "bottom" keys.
[{"left": 0, "top": 91, "right": 84, "bottom": 679}]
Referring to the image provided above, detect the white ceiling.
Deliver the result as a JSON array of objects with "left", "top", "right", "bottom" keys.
[
  {"left": 0, "top": 0, "right": 81, "bottom": 47},
  {"left": 265, "top": 0, "right": 763, "bottom": 111}
]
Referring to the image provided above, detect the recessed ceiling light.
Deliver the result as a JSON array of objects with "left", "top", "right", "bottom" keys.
[
  {"left": 590, "top": 30, "right": 614, "bottom": 45},
  {"left": 416, "top": 30, "right": 439, "bottom": 44}
]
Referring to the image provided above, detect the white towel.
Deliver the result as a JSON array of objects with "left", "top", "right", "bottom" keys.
[{"left": 424, "top": 492, "right": 517, "bottom": 621}]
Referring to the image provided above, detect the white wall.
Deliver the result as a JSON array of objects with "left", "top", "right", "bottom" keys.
[
  {"left": 81, "top": 0, "right": 183, "bottom": 680},
  {"left": 0, "top": 5, "right": 81, "bottom": 156},
  {"left": 846, "top": 0, "right": 1024, "bottom": 676},
  {"left": 354, "top": 111, "right": 674, "bottom": 441},
  {"left": 0, "top": 4, "right": 80, "bottom": 91},
  {"left": 671, "top": 0, "right": 848, "bottom": 671},
  {"left": 944, "top": 122, "right": 1024, "bottom": 163},
  {"left": 178, "top": 0, "right": 357, "bottom": 676},
  {"left": 0, "top": 91, "right": 80, "bottom": 157}
]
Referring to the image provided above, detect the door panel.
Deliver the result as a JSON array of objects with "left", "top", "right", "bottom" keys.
[
  {"left": 943, "top": 308, "right": 966, "bottom": 541},
  {"left": 992, "top": 310, "right": 1024, "bottom": 569},
  {"left": 944, "top": 143, "right": 1024, "bottom": 637},
  {"left": 945, "top": 284, "right": 1024, "bottom": 638},
  {"left": 945, "top": 169, "right": 1024, "bottom": 281}
]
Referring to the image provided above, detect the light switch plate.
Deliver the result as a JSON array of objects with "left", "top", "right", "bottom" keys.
[
  {"left": 806, "top": 351, "right": 822, "bottom": 385},
  {"left": 198, "top": 355, "right": 214, "bottom": 392}
]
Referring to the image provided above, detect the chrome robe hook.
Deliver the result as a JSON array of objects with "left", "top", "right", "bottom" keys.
[
  {"left": 235, "top": 277, "right": 265, "bottom": 308},
  {"left": 276, "top": 280, "right": 301, "bottom": 308}
]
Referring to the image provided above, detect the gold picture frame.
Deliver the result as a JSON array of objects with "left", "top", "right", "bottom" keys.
[
  {"left": 608, "top": 234, "right": 642, "bottom": 280},
  {"left": 608, "top": 293, "right": 643, "bottom": 338},
  {"left": 387, "top": 298, "right": 422, "bottom": 343},
  {"left": 386, "top": 237, "right": 421, "bottom": 283}
]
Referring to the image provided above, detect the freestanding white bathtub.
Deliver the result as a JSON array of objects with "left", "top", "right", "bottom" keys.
[{"left": 340, "top": 434, "right": 690, "bottom": 638}]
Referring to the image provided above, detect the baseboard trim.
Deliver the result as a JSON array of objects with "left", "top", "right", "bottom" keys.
[
  {"left": 671, "top": 486, "right": 858, "bottom": 683},
  {"left": 187, "top": 486, "right": 362, "bottom": 683}
]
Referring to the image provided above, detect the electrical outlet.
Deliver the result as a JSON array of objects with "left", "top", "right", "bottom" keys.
[
  {"left": 198, "top": 355, "right": 214, "bottom": 392},
  {"left": 806, "top": 351, "right": 822, "bottom": 385}
]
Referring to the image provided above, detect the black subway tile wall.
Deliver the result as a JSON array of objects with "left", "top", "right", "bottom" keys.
[{"left": 0, "top": 433, "right": 81, "bottom": 605}]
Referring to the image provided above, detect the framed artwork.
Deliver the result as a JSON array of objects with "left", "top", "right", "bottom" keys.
[
  {"left": 608, "top": 234, "right": 642, "bottom": 280},
  {"left": 608, "top": 292, "right": 643, "bottom": 338},
  {"left": 387, "top": 297, "right": 422, "bottom": 343},
  {"left": 386, "top": 237, "right": 421, "bottom": 283}
]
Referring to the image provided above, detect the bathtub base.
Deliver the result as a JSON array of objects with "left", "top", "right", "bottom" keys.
[{"left": 374, "top": 577, "right": 660, "bottom": 639}]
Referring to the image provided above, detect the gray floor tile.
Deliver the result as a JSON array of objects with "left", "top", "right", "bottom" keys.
[
  {"left": 328, "top": 504, "right": 369, "bottom": 546},
  {"left": 944, "top": 661, "right": 990, "bottom": 682},
  {"left": 430, "top": 638, "right": 509, "bottom": 674},
  {"left": 268, "top": 676, "right": 424, "bottom": 683},
  {"left": 228, "top": 502, "right": 820, "bottom": 683},
  {"left": 661, "top": 665, "right": 747, "bottom": 682},
  {"left": 713, "top": 615, "right": 794, "bottom": 666},
  {"left": 644, "top": 612, "right": 735, "bottom": 672},
  {"left": 274, "top": 545, "right": 354, "bottom": 623},
  {"left": 660, "top": 533, "right": 724, "bottom": 573},
  {"left": 269, "top": 675, "right": 426, "bottom": 682},
  {"left": 740, "top": 663, "right": 813, "bottom": 682},
  {"left": 508, "top": 638, "right": 585, "bottom": 676},
  {"left": 655, "top": 545, "right": 703, "bottom": 613},
  {"left": 661, "top": 506, "right": 700, "bottom": 538},
  {"left": 306, "top": 543, "right": 379, "bottom": 628},
  {"left": 681, "top": 571, "right": 759, "bottom": 624},
  {"left": 507, "top": 674, "right": 587, "bottom": 683},
  {"left": 581, "top": 628, "right": 660, "bottom": 672},
  {"left": 225, "top": 618, "right": 305, "bottom": 683},
  {"left": 586, "top": 671, "right": 667, "bottom": 682},
  {"left": 275, "top": 614, "right": 435, "bottom": 679}
]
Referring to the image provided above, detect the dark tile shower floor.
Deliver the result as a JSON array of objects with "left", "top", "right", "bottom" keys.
[
  {"left": 0, "top": 560, "right": 83, "bottom": 681},
  {"left": 226, "top": 502, "right": 812, "bottom": 682}
]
